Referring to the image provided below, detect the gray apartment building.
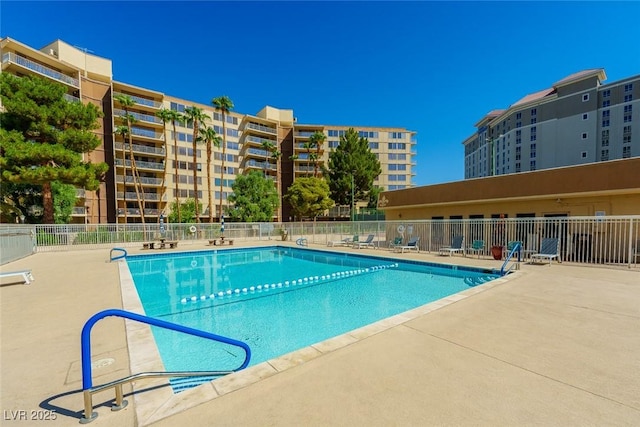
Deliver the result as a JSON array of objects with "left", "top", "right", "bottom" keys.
[{"left": 463, "top": 69, "right": 639, "bottom": 179}]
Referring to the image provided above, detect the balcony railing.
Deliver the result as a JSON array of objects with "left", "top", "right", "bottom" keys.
[
  {"left": 114, "top": 109, "right": 163, "bottom": 125},
  {"left": 244, "top": 135, "right": 277, "bottom": 145},
  {"left": 2, "top": 52, "right": 79, "bottom": 87},
  {"left": 117, "top": 208, "right": 160, "bottom": 216},
  {"left": 116, "top": 192, "right": 165, "bottom": 201},
  {"left": 116, "top": 175, "right": 164, "bottom": 186},
  {"left": 130, "top": 127, "right": 163, "bottom": 140},
  {"left": 294, "top": 131, "right": 317, "bottom": 138},
  {"left": 245, "top": 123, "right": 277, "bottom": 135},
  {"left": 76, "top": 188, "right": 86, "bottom": 198},
  {"left": 64, "top": 93, "right": 81, "bottom": 103},
  {"left": 115, "top": 142, "right": 165, "bottom": 156},
  {"left": 244, "top": 160, "right": 276, "bottom": 171},
  {"left": 114, "top": 158, "right": 164, "bottom": 171},
  {"left": 113, "top": 92, "right": 163, "bottom": 109},
  {"left": 245, "top": 147, "right": 271, "bottom": 157}
]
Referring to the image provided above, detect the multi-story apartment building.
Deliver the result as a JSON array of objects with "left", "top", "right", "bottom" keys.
[
  {"left": 463, "top": 69, "right": 639, "bottom": 179},
  {"left": 1, "top": 37, "right": 416, "bottom": 223}
]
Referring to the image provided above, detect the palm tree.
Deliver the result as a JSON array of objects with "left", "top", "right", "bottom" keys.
[
  {"left": 212, "top": 96, "right": 234, "bottom": 221},
  {"left": 302, "top": 139, "right": 315, "bottom": 177},
  {"left": 114, "top": 125, "right": 130, "bottom": 224},
  {"left": 309, "top": 131, "right": 326, "bottom": 177},
  {"left": 198, "top": 126, "right": 222, "bottom": 224},
  {"left": 114, "top": 94, "right": 145, "bottom": 225},
  {"left": 261, "top": 139, "right": 275, "bottom": 177},
  {"left": 156, "top": 108, "right": 184, "bottom": 222},
  {"left": 182, "top": 106, "right": 209, "bottom": 224}
]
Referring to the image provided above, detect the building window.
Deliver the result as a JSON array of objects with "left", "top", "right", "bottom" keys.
[
  {"left": 582, "top": 113, "right": 588, "bottom": 120},
  {"left": 516, "top": 112, "right": 522, "bottom": 119},
  {"left": 531, "top": 117, "right": 537, "bottom": 124},
  {"left": 530, "top": 160, "right": 536, "bottom": 170},
  {"left": 625, "top": 94, "right": 633, "bottom": 102},
  {"left": 582, "top": 132, "right": 588, "bottom": 139},
  {"left": 624, "top": 83, "right": 633, "bottom": 92},
  {"left": 623, "top": 125, "right": 632, "bottom": 134},
  {"left": 624, "top": 105, "right": 633, "bottom": 113},
  {"left": 515, "top": 162, "right": 521, "bottom": 172},
  {"left": 624, "top": 113, "right": 632, "bottom": 123},
  {"left": 601, "top": 149, "right": 609, "bottom": 161},
  {"left": 602, "top": 119, "right": 610, "bottom": 127},
  {"left": 602, "top": 89, "right": 610, "bottom": 97},
  {"left": 602, "top": 100, "right": 610, "bottom": 107},
  {"left": 531, "top": 108, "right": 537, "bottom": 116},
  {"left": 581, "top": 151, "right": 587, "bottom": 158},
  {"left": 623, "top": 146, "right": 631, "bottom": 158},
  {"left": 369, "top": 142, "right": 379, "bottom": 149},
  {"left": 388, "top": 132, "right": 404, "bottom": 139},
  {"left": 582, "top": 93, "right": 589, "bottom": 102},
  {"left": 328, "top": 140, "right": 339, "bottom": 148},
  {"left": 602, "top": 110, "right": 610, "bottom": 118},
  {"left": 623, "top": 134, "right": 631, "bottom": 144},
  {"left": 388, "top": 143, "right": 406, "bottom": 150}
]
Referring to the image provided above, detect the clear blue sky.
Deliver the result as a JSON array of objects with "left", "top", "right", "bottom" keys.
[{"left": 2, "top": 1, "right": 639, "bottom": 186}]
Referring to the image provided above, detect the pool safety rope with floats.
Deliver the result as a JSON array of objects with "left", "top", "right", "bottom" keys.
[{"left": 180, "top": 262, "right": 399, "bottom": 304}]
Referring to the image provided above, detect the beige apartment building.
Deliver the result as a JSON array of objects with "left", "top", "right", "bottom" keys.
[{"left": 1, "top": 37, "right": 417, "bottom": 223}]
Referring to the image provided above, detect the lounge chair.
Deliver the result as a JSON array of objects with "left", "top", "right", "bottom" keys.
[
  {"left": 438, "top": 235, "right": 464, "bottom": 256},
  {"left": 353, "top": 234, "right": 375, "bottom": 249},
  {"left": 529, "top": 238, "right": 560, "bottom": 265},
  {"left": 467, "top": 239, "right": 485, "bottom": 258},
  {"left": 0, "top": 270, "right": 34, "bottom": 285},
  {"left": 327, "top": 235, "right": 357, "bottom": 247},
  {"left": 388, "top": 236, "right": 403, "bottom": 250},
  {"left": 393, "top": 236, "right": 420, "bottom": 253}
]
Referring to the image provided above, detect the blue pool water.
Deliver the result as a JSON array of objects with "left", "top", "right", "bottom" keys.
[{"left": 126, "top": 247, "right": 498, "bottom": 390}]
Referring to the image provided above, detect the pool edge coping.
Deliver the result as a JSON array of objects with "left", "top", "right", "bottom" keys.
[{"left": 119, "top": 247, "right": 522, "bottom": 426}]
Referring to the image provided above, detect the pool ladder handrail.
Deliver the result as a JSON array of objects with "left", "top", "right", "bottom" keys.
[
  {"left": 500, "top": 242, "right": 522, "bottom": 276},
  {"left": 109, "top": 247, "right": 127, "bottom": 262},
  {"left": 79, "top": 309, "right": 251, "bottom": 424}
]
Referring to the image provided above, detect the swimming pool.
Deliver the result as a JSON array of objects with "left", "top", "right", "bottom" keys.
[{"left": 126, "top": 246, "right": 499, "bottom": 390}]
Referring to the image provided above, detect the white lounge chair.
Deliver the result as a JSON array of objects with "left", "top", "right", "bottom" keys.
[
  {"left": 439, "top": 235, "right": 464, "bottom": 256},
  {"left": 0, "top": 270, "right": 34, "bottom": 285},
  {"left": 353, "top": 234, "right": 375, "bottom": 249},
  {"left": 327, "top": 235, "right": 357, "bottom": 247},
  {"left": 529, "top": 238, "right": 560, "bottom": 265},
  {"left": 393, "top": 236, "right": 420, "bottom": 253}
]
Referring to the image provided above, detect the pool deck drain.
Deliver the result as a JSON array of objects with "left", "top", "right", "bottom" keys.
[{"left": 1, "top": 239, "right": 639, "bottom": 426}]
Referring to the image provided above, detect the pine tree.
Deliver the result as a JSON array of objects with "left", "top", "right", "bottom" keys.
[
  {"left": 0, "top": 74, "right": 108, "bottom": 224},
  {"left": 326, "top": 128, "right": 381, "bottom": 206}
]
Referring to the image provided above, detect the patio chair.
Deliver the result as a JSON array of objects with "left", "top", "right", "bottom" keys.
[
  {"left": 0, "top": 269, "right": 34, "bottom": 285},
  {"left": 529, "top": 238, "right": 560, "bottom": 265},
  {"left": 388, "top": 236, "right": 403, "bottom": 251},
  {"left": 327, "top": 235, "right": 358, "bottom": 247},
  {"left": 353, "top": 234, "right": 375, "bottom": 249},
  {"left": 438, "top": 235, "right": 464, "bottom": 256},
  {"left": 467, "top": 239, "right": 485, "bottom": 258},
  {"left": 393, "top": 236, "right": 420, "bottom": 253}
]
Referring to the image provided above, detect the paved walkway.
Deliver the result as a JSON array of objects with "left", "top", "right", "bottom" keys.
[{"left": 1, "top": 241, "right": 639, "bottom": 426}]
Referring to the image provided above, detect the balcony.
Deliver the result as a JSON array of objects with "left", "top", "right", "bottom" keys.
[
  {"left": 72, "top": 207, "right": 87, "bottom": 215},
  {"left": 294, "top": 165, "right": 316, "bottom": 174},
  {"left": 116, "top": 175, "right": 164, "bottom": 186},
  {"left": 64, "top": 93, "right": 81, "bottom": 103},
  {"left": 114, "top": 108, "right": 163, "bottom": 125},
  {"left": 2, "top": 52, "right": 79, "bottom": 88},
  {"left": 244, "top": 135, "right": 277, "bottom": 146},
  {"left": 244, "top": 159, "right": 276, "bottom": 171},
  {"left": 245, "top": 122, "right": 277, "bottom": 135},
  {"left": 116, "top": 192, "right": 165, "bottom": 201},
  {"left": 114, "top": 158, "right": 164, "bottom": 171},
  {"left": 113, "top": 92, "right": 163, "bottom": 109},
  {"left": 117, "top": 208, "right": 160, "bottom": 216},
  {"left": 115, "top": 142, "right": 165, "bottom": 156},
  {"left": 76, "top": 188, "right": 86, "bottom": 198}
]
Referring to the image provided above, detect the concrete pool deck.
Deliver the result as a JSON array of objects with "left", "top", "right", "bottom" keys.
[{"left": 1, "top": 240, "right": 639, "bottom": 426}]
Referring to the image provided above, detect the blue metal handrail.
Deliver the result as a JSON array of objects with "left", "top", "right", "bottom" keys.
[
  {"left": 500, "top": 242, "right": 522, "bottom": 276},
  {"left": 80, "top": 309, "right": 251, "bottom": 423},
  {"left": 109, "top": 247, "right": 127, "bottom": 262}
]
